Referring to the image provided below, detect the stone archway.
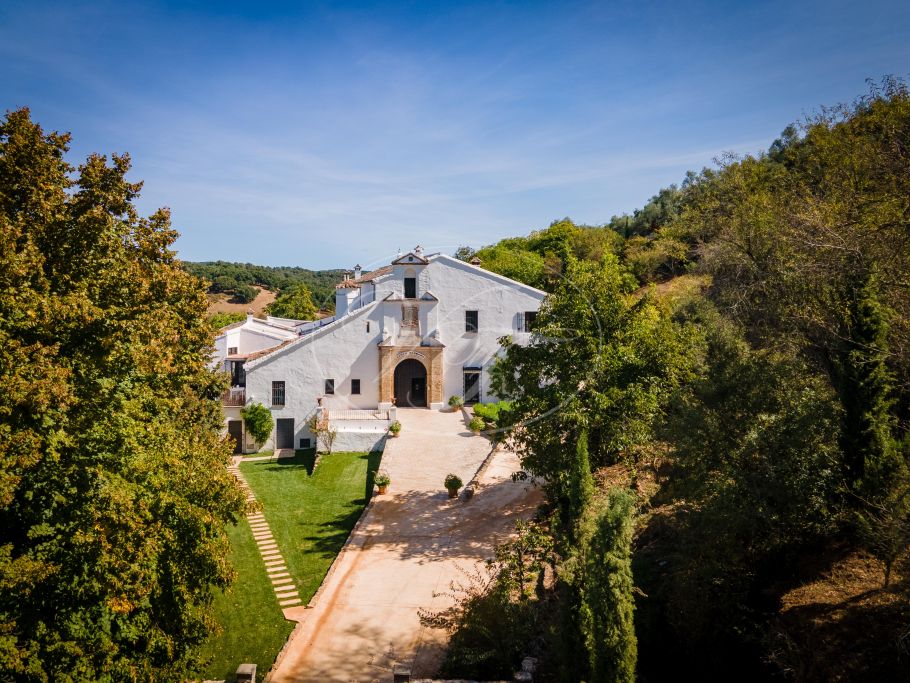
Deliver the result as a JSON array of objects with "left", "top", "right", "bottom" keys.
[
  {"left": 393, "top": 358, "right": 427, "bottom": 407},
  {"left": 379, "top": 344, "right": 444, "bottom": 409}
]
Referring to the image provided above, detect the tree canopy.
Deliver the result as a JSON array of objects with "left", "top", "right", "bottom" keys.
[{"left": 0, "top": 108, "right": 245, "bottom": 680}]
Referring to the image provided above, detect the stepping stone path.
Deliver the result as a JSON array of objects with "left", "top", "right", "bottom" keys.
[{"left": 227, "top": 462, "right": 302, "bottom": 608}]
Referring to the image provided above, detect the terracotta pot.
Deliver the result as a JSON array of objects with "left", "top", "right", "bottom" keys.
[
  {"left": 377, "top": 485, "right": 388, "bottom": 495},
  {"left": 447, "top": 487, "right": 459, "bottom": 498}
]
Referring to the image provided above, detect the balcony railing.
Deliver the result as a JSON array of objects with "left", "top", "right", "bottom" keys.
[
  {"left": 222, "top": 387, "right": 246, "bottom": 407},
  {"left": 328, "top": 408, "right": 391, "bottom": 421}
]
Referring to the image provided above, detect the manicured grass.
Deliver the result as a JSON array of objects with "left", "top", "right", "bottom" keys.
[
  {"left": 199, "top": 517, "right": 294, "bottom": 681},
  {"left": 240, "top": 449, "right": 382, "bottom": 600},
  {"left": 200, "top": 449, "right": 381, "bottom": 680}
]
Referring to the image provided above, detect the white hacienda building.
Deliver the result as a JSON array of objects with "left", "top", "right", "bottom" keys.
[{"left": 214, "top": 248, "right": 545, "bottom": 453}]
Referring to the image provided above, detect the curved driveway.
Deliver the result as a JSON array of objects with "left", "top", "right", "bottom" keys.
[{"left": 269, "top": 408, "right": 542, "bottom": 682}]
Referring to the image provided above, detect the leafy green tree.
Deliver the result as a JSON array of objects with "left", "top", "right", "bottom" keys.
[
  {"left": 0, "top": 108, "right": 245, "bottom": 680},
  {"left": 267, "top": 283, "right": 318, "bottom": 320},
  {"left": 231, "top": 283, "right": 258, "bottom": 304},
  {"left": 491, "top": 255, "right": 688, "bottom": 505},
  {"left": 208, "top": 311, "right": 246, "bottom": 329},
  {"left": 241, "top": 403, "right": 273, "bottom": 447},
  {"left": 473, "top": 241, "right": 547, "bottom": 289}
]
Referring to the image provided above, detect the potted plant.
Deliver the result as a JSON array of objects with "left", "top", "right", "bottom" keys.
[
  {"left": 445, "top": 473, "right": 463, "bottom": 498},
  {"left": 373, "top": 469, "right": 391, "bottom": 495},
  {"left": 389, "top": 420, "right": 402, "bottom": 437},
  {"left": 469, "top": 415, "right": 485, "bottom": 433},
  {"left": 448, "top": 395, "right": 464, "bottom": 411}
]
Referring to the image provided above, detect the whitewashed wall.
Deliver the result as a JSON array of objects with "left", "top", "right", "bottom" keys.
[
  {"left": 425, "top": 255, "right": 545, "bottom": 402},
  {"left": 245, "top": 303, "right": 384, "bottom": 449}
]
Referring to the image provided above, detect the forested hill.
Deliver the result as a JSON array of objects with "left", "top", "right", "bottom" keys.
[
  {"left": 439, "top": 78, "right": 910, "bottom": 682},
  {"left": 182, "top": 261, "right": 344, "bottom": 307}
]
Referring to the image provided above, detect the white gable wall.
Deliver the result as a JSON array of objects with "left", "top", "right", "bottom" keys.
[
  {"left": 425, "top": 256, "right": 544, "bottom": 402},
  {"left": 244, "top": 304, "right": 384, "bottom": 449}
]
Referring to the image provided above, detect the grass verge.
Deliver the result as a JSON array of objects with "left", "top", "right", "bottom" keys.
[
  {"left": 240, "top": 449, "right": 382, "bottom": 599},
  {"left": 200, "top": 449, "right": 381, "bottom": 679},
  {"left": 198, "top": 517, "right": 295, "bottom": 680}
]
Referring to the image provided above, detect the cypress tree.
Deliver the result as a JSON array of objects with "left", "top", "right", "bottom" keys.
[
  {"left": 836, "top": 270, "right": 899, "bottom": 495},
  {"left": 579, "top": 488, "right": 638, "bottom": 683}
]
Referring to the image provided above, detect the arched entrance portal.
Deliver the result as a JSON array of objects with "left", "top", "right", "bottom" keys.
[{"left": 393, "top": 358, "right": 427, "bottom": 407}]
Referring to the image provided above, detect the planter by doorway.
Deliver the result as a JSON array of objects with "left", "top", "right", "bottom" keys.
[
  {"left": 377, "top": 485, "right": 389, "bottom": 495},
  {"left": 447, "top": 487, "right": 459, "bottom": 498}
]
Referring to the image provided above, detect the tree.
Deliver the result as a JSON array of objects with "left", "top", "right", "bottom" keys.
[
  {"left": 576, "top": 488, "right": 637, "bottom": 683},
  {"left": 0, "top": 108, "right": 245, "bottom": 680},
  {"left": 490, "top": 255, "right": 688, "bottom": 505},
  {"left": 267, "top": 283, "right": 318, "bottom": 320},
  {"left": 241, "top": 402, "right": 274, "bottom": 447},
  {"left": 231, "top": 283, "right": 258, "bottom": 304},
  {"left": 567, "top": 429, "right": 594, "bottom": 532},
  {"left": 208, "top": 311, "right": 246, "bottom": 329},
  {"left": 308, "top": 411, "right": 337, "bottom": 454}
]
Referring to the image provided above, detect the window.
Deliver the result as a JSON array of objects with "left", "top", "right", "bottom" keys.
[
  {"left": 325, "top": 378, "right": 335, "bottom": 395},
  {"left": 464, "top": 369, "right": 481, "bottom": 404},
  {"left": 465, "top": 310, "right": 479, "bottom": 333},
  {"left": 299, "top": 437, "right": 311, "bottom": 449},
  {"left": 404, "top": 277, "right": 417, "bottom": 299},
  {"left": 521, "top": 311, "right": 537, "bottom": 332},
  {"left": 351, "top": 379, "right": 361, "bottom": 395},
  {"left": 228, "top": 346, "right": 238, "bottom": 355},
  {"left": 271, "top": 381, "right": 285, "bottom": 406},
  {"left": 366, "top": 321, "right": 370, "bottom": 333}
]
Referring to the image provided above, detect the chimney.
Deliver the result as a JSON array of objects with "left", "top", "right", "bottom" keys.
[
  {"left": 246, "top": 309, "right": 254, "bottom": 322},
  {"left": 353, "top": 264, "right": 362, "bottom": 279},
  {"left": 470, "top": 256, "right": 482, "bottom": 266},
  {"left": 414, "top": 244, "right": 423, "bottom": 256}
]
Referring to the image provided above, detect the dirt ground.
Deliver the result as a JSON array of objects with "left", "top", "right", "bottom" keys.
[
  {"left": 270, "top": 409, "right": 543, "bottom": 683},
  {"left": 206, "top": 286, "right": 276, "bottom": 316}
]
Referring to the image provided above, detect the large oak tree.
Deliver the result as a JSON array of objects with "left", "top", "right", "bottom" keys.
[{"left": 0, "top": 109, "right": 245, "bottom": 681}]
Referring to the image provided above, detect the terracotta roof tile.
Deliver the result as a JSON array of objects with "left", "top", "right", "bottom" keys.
[{"left": 334, "top": 265, "right": 393, "bottom": 289}]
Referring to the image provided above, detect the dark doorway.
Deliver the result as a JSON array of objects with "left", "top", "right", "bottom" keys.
[
  {"left": 276, "top": 418, "right": 295, "bottom": 449},
  {"left": 464, "top": 369, "right": 481, "bottom": 404},
  {"left": 394, "top": 358, "right": 427, "bottom": 407},
  {"left": 228, "top": 420, "right": 243, "bottom": 454},
  {"left": 404, "top": 277, "right": 417, "bottom": 299}
]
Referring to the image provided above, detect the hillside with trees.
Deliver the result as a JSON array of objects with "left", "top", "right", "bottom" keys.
[
  {"left": 183, "top": 261, "right": 343, "bottom": 310},
  {"left": 441, "top": 78, "right": 910, "bottom": 682}
]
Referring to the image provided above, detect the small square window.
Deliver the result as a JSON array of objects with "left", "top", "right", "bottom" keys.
[
  {"left": 325, "top": 379, "right": 335, "bottom": 395},
  {"left": 351, "top": 379, "right": 361, "bottom": 395},
  {"left": 271, "top": 381, "right": 285, "bottom": 406},
  {"left": 299, "top": 437, "right": 311, "bottom": 449},
  {"left": 228, "top": 346, "right": 238, "bottom": 355},
  {"left": 522, "top": 311, "right": 537, "bottom": 332},
  {"left": 465, "top": 310, "right": 479, "bottom": 333}
]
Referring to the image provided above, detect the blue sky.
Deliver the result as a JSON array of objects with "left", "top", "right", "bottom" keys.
[{"left": 2, "top": 1, "right": 908, "bottom": 269}]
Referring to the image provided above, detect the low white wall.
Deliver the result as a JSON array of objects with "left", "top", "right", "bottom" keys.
[{"left": 333, "top": 429, "right": 387, "bottom": 452}]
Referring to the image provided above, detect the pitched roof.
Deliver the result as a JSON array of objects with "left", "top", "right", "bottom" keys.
[{"left": 334, "top": 265, "right": 393, "bottom": 289}]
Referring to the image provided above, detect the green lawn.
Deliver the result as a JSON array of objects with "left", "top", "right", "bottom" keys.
[
  {"left": 198, "top": 517, "right": 294, "bottom": 681},
  {"left": 241, "top": 449, "right": 382, "bottom": 599},
  {"left": 200, "top": 449, "right": 381, "bottom": 680}
]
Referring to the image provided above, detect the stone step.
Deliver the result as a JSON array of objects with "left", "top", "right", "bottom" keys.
[{"left": 279, "top": 597, "right": 302, "bottom": 607}]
